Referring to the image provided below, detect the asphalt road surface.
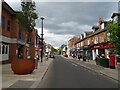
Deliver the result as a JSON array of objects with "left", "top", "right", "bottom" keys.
[{"left": 37, "top": 56, "right": 118, "bottom": 88}]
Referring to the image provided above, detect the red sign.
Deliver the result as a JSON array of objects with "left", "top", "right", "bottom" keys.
[
  {"left": 35, "top": 48, "right": 41, "bottom": 51},
  {"left": 92, "top": 43, "right": 115, "bottom": 49},
  {"left": 92, "top": 44, "right": 102, "bottom": 49},
  {"left": 103, "top": 43, "right": 115, "bottom": 49}
]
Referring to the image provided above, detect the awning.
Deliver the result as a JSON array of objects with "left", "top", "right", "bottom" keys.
[{"left": 92, "top": 43, "right": 115, "bottom": 49}]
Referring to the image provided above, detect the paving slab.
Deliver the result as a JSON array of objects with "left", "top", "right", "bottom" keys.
[
  {"left": 63, "top": 55, "right": 118, "bottom": 81},
  {"left": 2, "top": 58, "right": 53, "bottom": 89}
]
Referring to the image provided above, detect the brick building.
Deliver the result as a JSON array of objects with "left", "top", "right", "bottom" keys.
[
  {"left": 0, "top": 1, "right": 37, "bottom": 64},
  {"left": 67, "top": 36, "right": 78, "bottom": 57},
  {"left": 74, "top": 17, "right": 115, "bottom": 60}
]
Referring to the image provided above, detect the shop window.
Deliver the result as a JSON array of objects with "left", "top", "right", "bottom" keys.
[
  {"left": 2, "top": 45, "right": 5, "bottom": 54},
  {"left": 6, "top": 46, "right": 8, "bottom": 54},
  {"left": 2, "top": 16, "right": 5, "bottom": 30},
  {"left": 7, "top": 19, "right": 11, "bottom": 31}
]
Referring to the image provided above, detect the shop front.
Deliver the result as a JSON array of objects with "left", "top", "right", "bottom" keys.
[
  {"left": 92, "top": 42, "right": 115, "bottom": 60},
  {"left": 92, "top": 43, "right": 104, "bottom": 60},
  {"left": 83, "top": 45, "right": 92, "bottom": 60}
]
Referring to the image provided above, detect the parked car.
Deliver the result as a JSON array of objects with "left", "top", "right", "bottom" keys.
[{"left": 50, "top": 53, "right": 55, "bottom": 58}]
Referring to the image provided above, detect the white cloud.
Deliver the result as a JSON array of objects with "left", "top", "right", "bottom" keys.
[
  {"left": 36, "top": 27, "right": 73, "bottom": 48},
  {"left": 4, "top": 1, "right": 118, "bottom": 48},
  {"left": 58, "top": 21, "right": 78, "bottom": 28},
  {"left": 78, "top": 25, "right": 92, "bottom": 32}
]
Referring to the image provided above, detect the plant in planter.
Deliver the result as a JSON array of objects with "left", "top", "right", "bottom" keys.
[{"left": 11, "top": 0, "right": 38, "bottom": 75}]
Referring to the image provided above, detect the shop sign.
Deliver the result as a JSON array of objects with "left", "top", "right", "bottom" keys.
[
  {"left": 92, "top": 44, "right": 102, "bottom": 49},
  {"left": 92, "top": 43, "right": 115, "bottom": 49},
  {"left": 103, "top": 43, "right": 115, "bottom": 49}
]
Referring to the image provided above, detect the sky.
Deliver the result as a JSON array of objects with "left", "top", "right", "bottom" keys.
[{"left": 4, "top": 0, "right": 119, "bottom": 49}]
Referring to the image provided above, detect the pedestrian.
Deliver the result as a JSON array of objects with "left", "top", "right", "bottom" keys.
[
  {"left": 95, "top": 55, "right": 99, "bottom": 62},
  {"left": 72, "top": 53, "right": 74, "bottom": 58},
  {"left": 83, "top": 56, "right": 86, "bottom": 62},
  {"left": 78, "top": 54, "right": 80, "bottom": 61}
]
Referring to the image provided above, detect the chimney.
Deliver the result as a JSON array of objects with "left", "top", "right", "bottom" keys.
[{"left": 98, "top": 18, "right": 103, "bottom": 29}]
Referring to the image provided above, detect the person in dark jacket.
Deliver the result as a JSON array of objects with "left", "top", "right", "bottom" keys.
[{"left": 78, "top": 54, "right": 81, "bottom": 61}]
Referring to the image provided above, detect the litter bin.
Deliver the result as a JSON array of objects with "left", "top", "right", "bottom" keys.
[{"left": 100, "top": 58, "right": 109, "bottom": 68}]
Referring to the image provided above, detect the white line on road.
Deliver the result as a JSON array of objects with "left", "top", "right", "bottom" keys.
[{"left": 71, "top": 63, "right": 78, "bottom": 67}]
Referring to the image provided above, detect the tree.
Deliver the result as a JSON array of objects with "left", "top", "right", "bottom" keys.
[
  {"left": 107, "top": 22, "right": 120, "bottom": 55},
  {"left": 17, "top": 0, "right": 38, "bottom": 43}
]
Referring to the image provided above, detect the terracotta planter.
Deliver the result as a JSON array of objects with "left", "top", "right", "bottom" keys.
[{"left": 11, "top": 59, "right": 35, "bottom": 75}]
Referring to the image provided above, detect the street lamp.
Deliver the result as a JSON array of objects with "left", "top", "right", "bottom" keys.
[{"left": 40, "top": 17, "right": 45, "bottom": 63}]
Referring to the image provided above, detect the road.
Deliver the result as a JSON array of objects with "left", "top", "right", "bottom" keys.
[{"left": 37, "top": 56, "right": 118, "bottom": 88}]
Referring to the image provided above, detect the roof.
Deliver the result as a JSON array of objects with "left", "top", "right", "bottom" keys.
[
  {"left": 111, "top": 13, "right": 120, "bottom": 18},
  {"left": 75, "top": 29, "right": 106, "bottom": 45},
  {"left": 85, "top": 31, "right": 93, "bottom": 36},
  {"left": 92, "top": 26, "right": 99, "bottom": 29},
  {"left": 2, "top": 1, "right": 16, "bottom": 15}
]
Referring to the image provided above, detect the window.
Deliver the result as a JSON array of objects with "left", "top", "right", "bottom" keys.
[
  {"left": 6, "top": 46, "right": 8, "bottom": 54},
  {"left": 94, "top": 36, "right": 98, "bottom": 44},
  {"left": 88, "top": 38, "right": 90, "bottom": 45},
  {"left": 101, "top": 36, "right": 104, "bottom": 43},
  {"left": 18, "top": 32, "right": 22, "bottom": 39},
  {"left": 7, "top": 19, "right": 10, "bottom": 31},
  {"left": 107, "top": 32, "right": 111, "bottom": 41},
  {"left": 113, "top": 16, "right": 118, "bottom": 24},
  {"left": 2, "top": 16, "right": 5, "bottom": 29},
  {"left": 101, "top": 23, "right": 104, "bottom": 30},
  {"left": 2, "top": 45, "right": 5, "bottom": 54}
]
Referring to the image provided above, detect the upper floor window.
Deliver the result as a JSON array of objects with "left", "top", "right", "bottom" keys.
[
  {"left": 18, "top": 32, "right": 22, "bottom": 40},
  {"left": 94, "top": 36, "right": 98, "bottom": 44},
  {"left": 107, "top": 32, "right": 111, "bottom": 41},
  {"left": 2, "top": 16, "right": 5, "bottom": 30},
  {"left": 101, "top": 23, "right": 104, "bottom": 30},
  {"left": 100, "top": 35, "right": 104, "bottom": 43},
  {"left": 113, "top": 16, "right": 118, "bottom": 24},
  {"left": 84, "top": 33, "right": 86, "bottom": 38},
  {"left": 7, "top": 19, "right": 11, "bottom": 31},
  {"left": 88, "top": 38, "right": 90, "bottom": 45}
]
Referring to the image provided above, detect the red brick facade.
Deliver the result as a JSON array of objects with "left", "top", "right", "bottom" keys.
[{"left": 1, "top": 2, "right": 37, "bottom": 64}]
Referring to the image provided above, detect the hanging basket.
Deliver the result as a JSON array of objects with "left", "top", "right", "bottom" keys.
[{"left": 11, "top": 59, "right": 35, "bottom": 75}]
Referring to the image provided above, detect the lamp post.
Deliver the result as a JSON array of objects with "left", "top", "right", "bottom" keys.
[{"left": 40, "top": 17, "right": 45, "bottom": 63}]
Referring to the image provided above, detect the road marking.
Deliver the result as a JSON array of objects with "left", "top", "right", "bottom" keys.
[{"left": 71, "top": 63, "right": 78, "bottom": 67}]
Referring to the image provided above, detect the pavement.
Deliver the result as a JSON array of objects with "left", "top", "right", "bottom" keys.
[
  {"left": 1, "top": 55, "right": 119, "bottom": 89},
  {"left": 2, "top": 57, "right": 53, "bottom": 89},
  {"left": 62, "top": 55, "right": 119, "bottom": 82}
]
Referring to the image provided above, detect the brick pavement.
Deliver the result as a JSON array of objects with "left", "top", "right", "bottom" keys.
[
  {"left": 2, "top": 57, "right": 53, "bottom": 89},
  {"left": 63, "top": 56, "right": 118, "bottom": 81}
]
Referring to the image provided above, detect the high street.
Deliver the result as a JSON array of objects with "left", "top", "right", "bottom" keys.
[{"left": 37, "top": 56, "right": 118, "bottom": 88}]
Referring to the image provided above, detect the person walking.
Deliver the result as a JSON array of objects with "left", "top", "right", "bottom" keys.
[{"left": 78, "top": 54, "right": 80, "bottom": 61}]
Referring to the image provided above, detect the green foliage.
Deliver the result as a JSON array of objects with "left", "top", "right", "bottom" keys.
[
  {"left": 51, "top": 47, "right": 57, "bottom": 53},
  {"left": 57, "top": 48, "right": 62, "bottom": 54},
  {"left": 17, "top": 0, "right": 38, "bottom": 33},
  {"left": 107, "top": 22, "right": 120, "bottom": 55}
]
